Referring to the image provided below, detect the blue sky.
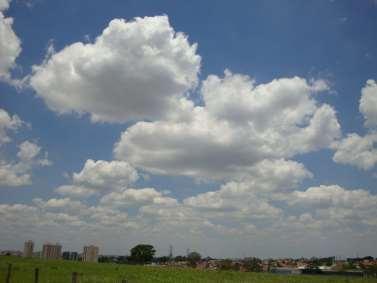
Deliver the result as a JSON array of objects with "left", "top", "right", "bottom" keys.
[{"left": 0, "top": 0, "right": 377, "bottom": 258}]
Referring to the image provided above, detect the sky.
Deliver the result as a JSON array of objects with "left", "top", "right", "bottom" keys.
[{"left": 0, "top": 0, "right": 377, "bottom": 259}]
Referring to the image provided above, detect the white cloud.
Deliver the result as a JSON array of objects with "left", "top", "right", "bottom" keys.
[
  {"left": 55, "top": 159, "right": 139, "bottom": 198},
  {"left": 0, "top": 0, "right": 10, "bottom": 12},
  {"left": 0, "top": 198, "right": 130, "bottom": 234},
  {"left": 100, "top": 187, "right": 177, "bottom": 208},
  {"left": 114, "top": 71, "right": 340, "bottom": 180},
  {"left": 0, "top": 110, "right": 51, "bottom": 187},
  {"left": 17, "top": 140, "right": 51, "bottom": 166},
  {"left": 333, "top": 80, "right": 377, "bottom": 170},
  {"left": 333, "top": 133, "right": 377, "bottom": 170},
  {"left": 0, "top": 111, "right": 51, "bottom": 187},
  {"left": 30, "top": 15, "right": 201, "bottom": 123},
  {"left": 289, "top": 185, "right": 377, "bottom": 209},
  {"left": 17, "top": 140, "right": 40, "bottom": 161},
  {"left": 0, "top": 161, "right": 31, "bottom": 186},
  {"left": 0, "top": 140, "right": 51, "bottom": 187},
  {"left": 0, "top": 108, "right": 23, "bottom": 146},
  {"left": 33, "top": 197, "right": 86, "bottom": 212},
  {"left": 202, "top": 71, "right": 324, "bottom": 127},
  {"left": 288, "top": 185, "right": 377, "bottom": 228},
  {"left": 0, "top": 0, "right": 21, "bottom": 80},
  {"left": 72, "top": 159, "right": 138, "bottom": 189},
  {"left": 183, "top": 181, "right": 282, "bottom": 219},
  {"left": 360, "top": 79, "right": 377, "bottom": 128},
  {"left": 227, "top": 158, "right": 312, "bottom": 192},
  {"left": 54, "top": 185, "right": 96, "bottom": 198}
]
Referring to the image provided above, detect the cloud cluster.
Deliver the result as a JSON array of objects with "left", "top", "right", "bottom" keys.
[
  {"left": 0, "top": 108, "right": 51, "bottom": 187},
  {"left": 0, "top": 140, "right": 51, "bottom": 187},
  {"left": 30, "top": 15, "right": 201, "bottom": 123},
  {"left": 56, "top": 159, "right": 139, "bottom": 198},
  {"left": 333, "top": 80, "right": 377, "bottom": 169},
  {"left": 333, "top": 133, "right": 377, "bottom": 170},
  {"left": 0, "top": 0, "right": 21, "bottom": 80},
  {"left": 0, "top": 0, "right": 11, "bottom": 10},
  {"left": 288, "top": 185, "right": 377, "bottom": 228},
  {"left": 2, "top": 178, "right": 377, "bottom": 256},
  {"left": 114, "top": 71, "right": 340, "bottom": 180},
  {"left": 31, "top": 149, "right": 376, "bottom": 251}
]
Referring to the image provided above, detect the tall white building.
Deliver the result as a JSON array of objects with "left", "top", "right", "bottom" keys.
[
  {"left": 23, "top": 240, "right": 34, "bottom": 257},
  {"left": 82, "top": 245, "right": 99, "bottom": 262}
]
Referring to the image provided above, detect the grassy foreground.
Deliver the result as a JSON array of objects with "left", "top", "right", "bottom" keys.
[{"left": 1, "top": 256, "right": 376, "bottom": 283}]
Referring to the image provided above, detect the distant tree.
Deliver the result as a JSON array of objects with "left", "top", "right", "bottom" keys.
[
  {"left": 187, "top": 251, "right": 201, "bottom": 267},
  {"left": 128, "top": 244, "right": 156, "bottom": 264}
]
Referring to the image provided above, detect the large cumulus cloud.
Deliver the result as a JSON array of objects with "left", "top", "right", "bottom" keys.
[
  {"left": 114, "top": 71, "right": 341, "bottom": 180},
  {"left": 30, "top": 15, "right": 201, "bottom": 123}
]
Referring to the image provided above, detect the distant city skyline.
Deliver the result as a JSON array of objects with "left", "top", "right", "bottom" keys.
[
  {"left": 0, "top": 0, "right": 377, "bottom": 258},
  {"left": 19, "top": 240, "right": 100, "bottom": 261}
]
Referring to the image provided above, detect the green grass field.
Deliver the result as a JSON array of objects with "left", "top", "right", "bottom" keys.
[{"left": 1, "top": 256, "right": 376, "bottom": 283}]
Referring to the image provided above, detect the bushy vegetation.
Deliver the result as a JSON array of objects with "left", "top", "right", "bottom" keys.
[{"left": 0, "top": 256, "right": 376, "bottom": 283}]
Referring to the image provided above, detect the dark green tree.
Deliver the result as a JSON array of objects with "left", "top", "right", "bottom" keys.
[{"left": 128, "top": 244, "right": 156, "bottom": 264}]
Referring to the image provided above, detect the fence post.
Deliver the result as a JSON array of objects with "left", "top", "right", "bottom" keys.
[
  {"left": 5, "top": 263, "right": 12, "bottom": 283},
  {"left": 71, "top": 272, "right": 78, "bottom": 283},
  {"left": 34, "top": 268, "right": 39, "bottom": 283}
]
